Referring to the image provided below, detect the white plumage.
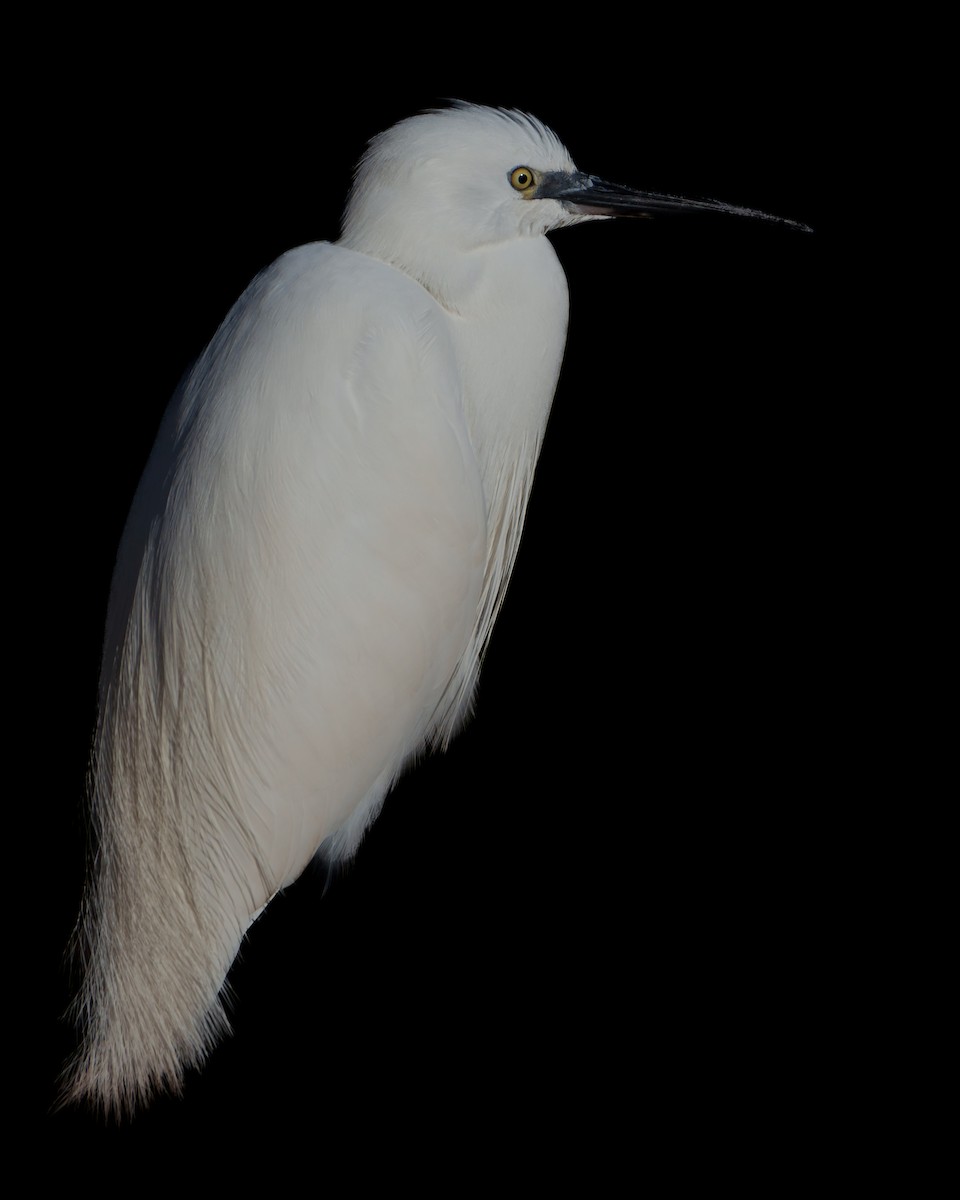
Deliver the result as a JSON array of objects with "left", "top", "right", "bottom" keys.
[
  {"left": 64, "top": 102, "right": 804, "bottom": 1115},
  {"left": 65, "top": 104, "right": 579, "bottom": 1114}
]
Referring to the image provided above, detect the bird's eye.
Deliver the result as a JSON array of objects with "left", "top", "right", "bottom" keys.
[{"left": 509, "top": 166, "right": 536, "bottom": 193}]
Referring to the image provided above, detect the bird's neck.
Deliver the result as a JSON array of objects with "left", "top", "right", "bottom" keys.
[
  {"left": 339, "top": 233, "right": 569, "bottom": 654},
  {"left": 340, "top": 232, "right": 570, "bottom": 484},
  {"left": 449, "top": 237, "right": 569, "bottom": 481},
  {"left": 448, "top": 237, "right": 569, "bottom": 675}
]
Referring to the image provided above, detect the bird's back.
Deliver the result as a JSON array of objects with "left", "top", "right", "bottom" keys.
[{"left": 66, "top": 243, "right": 489, "bottom": 1112}]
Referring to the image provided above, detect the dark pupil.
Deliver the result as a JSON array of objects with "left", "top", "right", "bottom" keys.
[{"left": 518, "top": 172, "right": 528, "bottom": 185}]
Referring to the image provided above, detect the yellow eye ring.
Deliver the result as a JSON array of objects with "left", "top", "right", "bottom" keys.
[{"left": 509, "top": 166, "right": 536, "bottom": 192}]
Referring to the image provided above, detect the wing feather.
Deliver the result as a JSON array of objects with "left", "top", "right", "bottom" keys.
[{"left": 67, "top": 242, "right": 486, "bottom": 1112}]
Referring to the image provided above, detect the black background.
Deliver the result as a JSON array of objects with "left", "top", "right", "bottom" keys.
[{"left": 27, "top": 17, "right": 851, "bottom": 1175}]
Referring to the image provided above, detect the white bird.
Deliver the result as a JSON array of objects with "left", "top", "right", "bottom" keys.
[{"left": 63, "top": 102, "right": 807, "bottom": 1116}]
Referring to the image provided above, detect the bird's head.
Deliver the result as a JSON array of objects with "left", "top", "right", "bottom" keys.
[
  {"left": 339, "top": 102, "right": 810, "bottom": 303},
  {"left": 339, "top": 104, "right": 592, "bottom": 272}
]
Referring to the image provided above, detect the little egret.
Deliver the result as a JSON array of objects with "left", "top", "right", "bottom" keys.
[{"left": 63, "top": 102, "right": 808, "bottom": 1115}]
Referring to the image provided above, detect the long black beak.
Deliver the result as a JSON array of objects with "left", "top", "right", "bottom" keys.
[{"left": 538, "top": 170, "right": 812, "bottom": 233}]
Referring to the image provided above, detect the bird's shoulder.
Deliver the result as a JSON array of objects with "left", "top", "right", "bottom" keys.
[
  {"left": 253, "top": 241, "right": 443, "bottom": 328},
  {"left": 201, "top": 241, "right": 455, "bottom": 395}
]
